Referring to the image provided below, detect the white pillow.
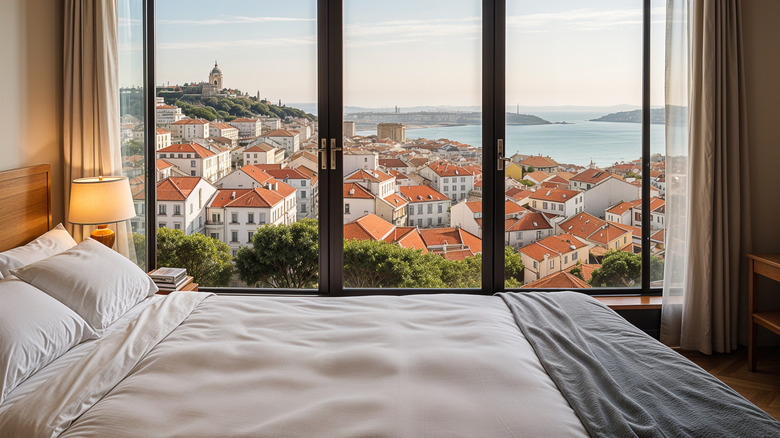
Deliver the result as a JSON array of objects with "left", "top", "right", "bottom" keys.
[
  {"left": 11, "top": 238, "right": 158, "bottom": 331},
  {"left": 0, "top": 223, "right": 77, "bottom": 278},
  {"left": 0, "top": 278, "right": 97, "bottom": 404}
]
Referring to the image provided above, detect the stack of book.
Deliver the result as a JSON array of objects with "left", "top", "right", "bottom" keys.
[{"left": 150, "top": 267, "right": 188, "bottom": 292}]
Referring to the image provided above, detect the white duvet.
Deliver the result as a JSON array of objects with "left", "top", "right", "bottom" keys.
[{"left": 1, "top": 293, "right": 588, "bottom": 438}]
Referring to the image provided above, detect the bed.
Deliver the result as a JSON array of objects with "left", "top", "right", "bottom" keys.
[{"left": 0, "top": 165, "right": 778, "bottom": 437}]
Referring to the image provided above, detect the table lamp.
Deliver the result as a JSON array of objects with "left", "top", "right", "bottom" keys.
[{"left": 68, "top": 176, "right": 137, "bottom": 248}]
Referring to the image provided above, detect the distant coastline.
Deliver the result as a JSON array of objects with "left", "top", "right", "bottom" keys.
[{"left": 590, "top": 108, "right": 665, "bottom": 124}]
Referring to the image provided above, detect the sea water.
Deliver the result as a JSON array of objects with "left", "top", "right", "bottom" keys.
[{"left": 361, "top": 111, "right": 665, "bottom": 168}]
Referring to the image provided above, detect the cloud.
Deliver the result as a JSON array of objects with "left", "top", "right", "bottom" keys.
[
  {"left": 508, "top": 7, "right": 666, "bottom": 32},
  {"left": 344, "top": 17, "right": 480, "bottom": 47},
  {"left": 158, "top": 35, "right": 315, "bottom": 51},
  {"left": 159, "top": 16, "right": 314, "bottom": 26}
]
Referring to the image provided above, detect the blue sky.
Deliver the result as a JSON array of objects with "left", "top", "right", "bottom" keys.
[{"left": 121, "top": 0, "right": 666, "bottom": 108}]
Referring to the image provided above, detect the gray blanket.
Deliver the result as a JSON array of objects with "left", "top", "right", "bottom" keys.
[{"left": 499, "top": 291, "right": 780, "bottom": 438}]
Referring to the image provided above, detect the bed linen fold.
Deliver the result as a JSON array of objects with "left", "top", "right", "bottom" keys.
[
  {"left": 499, "top": 291, "right": 780, "bottom": 438},
  {"left": 0, "top": 291, "right": 212, "bottom": 438}
]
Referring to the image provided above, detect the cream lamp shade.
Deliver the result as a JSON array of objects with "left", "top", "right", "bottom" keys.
[{"left": 69, "top": 176, "right": 137, "bottom": 225}]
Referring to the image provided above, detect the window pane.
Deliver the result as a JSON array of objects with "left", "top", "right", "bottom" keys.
[
  {"left": 505, "top": 1, "right": 651, "bottom": 289},
  {"left": 155, "top": 0, "right": 319, "bottom": 288},
  {"left": 119, "top": 0, "right": 147, "bottom": 269},
  {"left": 343, "top": 0, "right": 482, "bottom": 289}
]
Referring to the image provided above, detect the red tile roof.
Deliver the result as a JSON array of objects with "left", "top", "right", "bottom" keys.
[
  {"left": 529, "top": 188, "right": 580, "bottom": 203},
  {"left": 570, "top": 169, "right": 614, "bottom": 185},
  {"left": 231, "top": 118, "right": 259, "bottom": 123},
  {"left": 158, "top": 143, "right": 216, "bottom": 158},
  {"left": 172, "top": 118, "right": 209, "bottom": 125},
  {"left": 344, "top": 214, "right": 395, "bottom": 241},
  {"left": 344, "top": 183, "right": 375, "bottom": 199},
  {"left": 523, "top": 271, "right": 591, "bottom": 289},
  {"left": 425, "top": 161, "right": 474, "bottom": 177},
  {"left": 519, "top": 156, "right": 558, "bottom": 168},
  {"left": 156, "top": 159, "right": 175, "bottom": 170},
  {"left": 156, "top": 177, "right": 203, "bottom": 201},
  {"left": 568, "top": 264, "right": 599, "bottom": 282},
  {"left": 505, "top": 211, "right": 553, "bottom": 232},
  {"left": 209, "top": 188, "right": 284, "bottom": 209},
  {"left": 261, "top": 129, "right": 297, "bottom": 138},
  {"left": 399, "top": 185, "right": 449, "bottom": 203},
  {"left": 379, "top": 158, "right": 408, "bottom": 168},
  {"left": 418, "top": 228, "right": 482, "bottom": 254},
  {"left": 382, "top": 193, "right": 408, "bottom": 208}
]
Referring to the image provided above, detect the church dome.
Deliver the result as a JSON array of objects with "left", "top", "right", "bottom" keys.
[{"left": 210, "top": 62, "right": 222, "bottom": 75}]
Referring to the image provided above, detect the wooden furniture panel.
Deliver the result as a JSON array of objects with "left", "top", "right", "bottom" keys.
[
  {"left": 747, "top": 253, "right": 780, "bottom": 372},
  {"left": 0, "top": 165, "right": 52, "bottom": 252}
]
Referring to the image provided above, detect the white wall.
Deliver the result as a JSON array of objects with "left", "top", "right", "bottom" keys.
[{"left": 0, "top": 0, "right": 64, "bottom": 224}]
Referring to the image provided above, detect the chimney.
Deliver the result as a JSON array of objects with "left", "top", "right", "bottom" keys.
[{"left": 230, "top": 191, "right": 235, "bottom": 200}]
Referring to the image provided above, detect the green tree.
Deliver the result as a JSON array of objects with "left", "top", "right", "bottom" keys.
[
  {"left": 133, "top": 232, "right": 146, "bottom": 271},
  {"left": 526, "top": 165, "right": 535, "bottom": 173},
  {"left": 122, "top": 139, "right": 145, "bottom": 157},
  {"left": 235, "top": 219, "right": 319, "bottom": 288},
  {"left": 157, "top": 228, "right": 233, "bottom": 287},
  {"left": 504, "top": 247, "right": 524, "bottom": 287},
  {"left": 625, "top": 170, "right": 642, "bottom": 180},
  {"left": 588, "top": 250, "right": 663, "bottom": 287},
  {"left": 344, "top": 239, "right": 446, "bottom": 288}
]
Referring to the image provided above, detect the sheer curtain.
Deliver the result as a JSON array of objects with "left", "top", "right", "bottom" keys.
[
  {"left": 63, "top": 0, "right": 137, "bottom": 262},
  {"left": 661, "top": 0, "right": 752, "bottom": 354}
]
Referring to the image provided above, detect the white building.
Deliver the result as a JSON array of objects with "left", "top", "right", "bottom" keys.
[
  {"left": 205, "top": 184, "right": 297, "bottom": 257},
  {"left": 259, "top": 116, "right": 281, "bottom": 131},
  {"left": 209, "top": 122, "right": 239, "bottom": 141},
  {"left": 243, "top": 143, "right": 284, "bottom": 166},
  {"left": 259, "top": 129, "right": 300, "bottom": 154},
  {"left": 155, "top": 176, "right": 217, "bottom": 235},
  {"left": 156, "top": 104, "right": 184, "bottom": 125},
  {"left": 289, "top": 151, "right": 319, "bottom": 172},
  {"left": 505, "top": 210, "right": 555, "bottom": 249},
  {"left": 155, "top": 128, "right": 171, "bottom": 151},
  {"left": 265, "top": 168, "right": 318, "bottom": 220},
  {"left": 580, "top": 177, "right": 643, "bottom": 219},
  {"left": 419, "top": 162, "right": 475, "bottom": 201},
  {"left": 228, "top": 118, "right": 262, "bottom": 138},
  {"left": 343, "top": 151, "right": 378, "bottom": 175},
  {"left": 156, "top": 142, "right": 230, "bottom": 183},
  {"left": 399, "top": 185, "right": 451, "bottom": 228},
  {"left": 519, "top": 233, "right": 589, "bottom": 284},
  {"left": 343, "top": 182, "right": 376, "bottom": 224},
  {"left": 529, "top": 189, "right": 583, "bottom": 217},
  {"left": 170, "top": 119, "right": 210, "bottom": 142}
]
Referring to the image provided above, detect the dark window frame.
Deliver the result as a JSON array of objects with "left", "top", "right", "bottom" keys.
[{"left": 143, "top": 0, "right": 659, "bottom": 296}]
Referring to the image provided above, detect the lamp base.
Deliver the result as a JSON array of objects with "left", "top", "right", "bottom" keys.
[{"left": 90, "top": 225, "right": 115, "bottom": 248}]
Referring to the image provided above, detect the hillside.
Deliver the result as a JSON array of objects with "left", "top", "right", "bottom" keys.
[
  {"left": 161, "top": 93, "right": 316, "bottom": 122},
  {"left": 590, "top": 108, "right": 665, "bottom": 124}
]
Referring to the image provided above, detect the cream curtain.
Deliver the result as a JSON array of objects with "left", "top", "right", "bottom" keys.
[
  {"left": 63, "top": 0, "right": 137, "bottom": 262},
  {"left": 661, "top": 0, "right": 752, "bottom": 354}
]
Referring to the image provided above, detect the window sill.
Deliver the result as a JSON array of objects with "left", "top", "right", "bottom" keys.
[{"left": 594, "top": 295, "right": 662, "bottom": 310}]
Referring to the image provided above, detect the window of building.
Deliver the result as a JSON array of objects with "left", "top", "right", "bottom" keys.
[
  {"left": 174, "top": 205, "right": 181, "bottom": 216},
  {"left": 231, "top": 231, "right": 238, "bottom": 243},
  {"left": 248, "top": 213, "right": 254, "bottom": 224},
  {"left": 159, "top": 205, "right": 166, "bottom": 215}
]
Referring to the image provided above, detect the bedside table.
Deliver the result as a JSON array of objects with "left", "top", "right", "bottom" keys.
[{"left": 747, "top": 253, "right": 780, "bottom": 371}]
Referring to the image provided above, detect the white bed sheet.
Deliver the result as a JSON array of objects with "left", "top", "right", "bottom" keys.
[
  {"left": 52, "top": 294, "right": 588, "bottom": 438},
  {"left": 0, "top": 294, "right": 165, "bottom": 414}
]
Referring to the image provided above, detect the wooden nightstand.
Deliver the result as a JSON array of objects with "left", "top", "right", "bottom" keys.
[{"left": 747, "top": 253, "right": 780, "bottom": 371}]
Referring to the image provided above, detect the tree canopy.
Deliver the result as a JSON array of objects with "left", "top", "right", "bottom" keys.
[
  {"left": 234, "top": 220, "right": 523, "bottom": 289},
  {"left": 588, "top": 250, "right": 663, "bottom": 287},
  {"left": 156, "top": 228, "right": 234, "bottom": 287},
  {"left": 235, "top": 219, "right": 319, "bottom": 288},
  {"left": 165, "top": 95, "right": 315, "bottom": 123}
]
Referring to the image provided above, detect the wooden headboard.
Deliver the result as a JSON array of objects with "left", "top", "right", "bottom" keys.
[{"left": 0, "top": 165, "right": 52, "bottom": 252}]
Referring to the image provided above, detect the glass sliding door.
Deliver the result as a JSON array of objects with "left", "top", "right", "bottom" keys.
[
  {"left": 119, "top": 0, "right": 147, "bottom": 269},
  {"left": 504, "top": 1, "right": 646, "bottom": 289},
  {"left": 342, "top": 0, "right": 483, "bottom": 290},
  {"left": 154, "top": 0, "right": 320, "bottom": 289}
]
